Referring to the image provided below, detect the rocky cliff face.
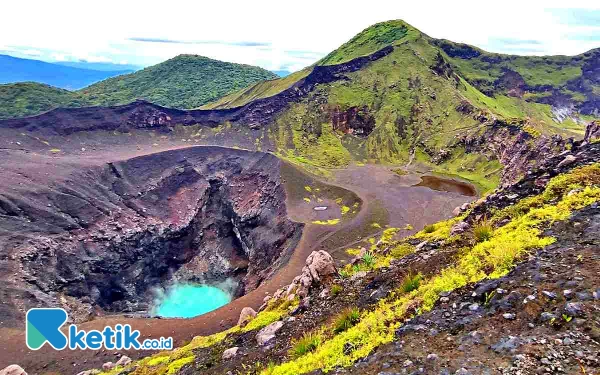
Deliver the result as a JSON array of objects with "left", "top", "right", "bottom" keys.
[{"left": 0, "top": 147, "right": 302, "bottom": 326}]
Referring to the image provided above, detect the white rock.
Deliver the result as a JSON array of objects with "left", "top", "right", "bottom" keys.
[
  {"left": 102, "top": 362, "right": 115, "bottom": 371},
  {"left": 222, "top": 347, "right": 239, "bottom": 360},
  {"left": 116, "top": 355, "right": 131, "bottom": 366},
  {"left": 0, "top": 365, "right": 27, "bottom": 375},
  {"left": 238, "top": 307, "right": 257, "bottom": 326},
  {"left": 256, "top": 321, "right": 284, "bottom": 346}
]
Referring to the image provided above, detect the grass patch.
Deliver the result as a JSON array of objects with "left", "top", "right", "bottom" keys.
[
  {"left": 290, "top": 332, "right": 323, "bottom": 358},
  {"left": 331, "top": 284, "right": 343, "bottom": 296},
  {"left": 472, "top": 218, "right": 493, "bottom": 243},
  {"left": 332, "top": 308, "right": 361, "bottom": 334},
  {"left": 398, "top": 272, "right": 422, "bottom": 294}
]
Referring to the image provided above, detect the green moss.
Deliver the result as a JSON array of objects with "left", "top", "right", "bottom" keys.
[
  {"left": 166, "top": 356, "right": 195, "bottom": 374},
  {"left": 312, "top": 219, "right": 341, "bottom": 225}
]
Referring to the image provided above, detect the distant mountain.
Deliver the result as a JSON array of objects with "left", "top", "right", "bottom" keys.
[
  {"left": 0, "top": 54, "right": 132, "bottom": 90},
  {"left": 55, "top": 61, "right": 141, "bottom": 72},
  {"left": 79, "top": 54, "right": 279, "bottom": 109},
  {"left": 0, "top": 54, "right": 279, "bottom": 119}
]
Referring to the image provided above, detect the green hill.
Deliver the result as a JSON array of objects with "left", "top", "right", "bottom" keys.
[
  {"left": 79, "top": 55, "right": 278, "bottom": 108},
  {"left": 0, "top": 83, "right": 89, "bottom": 120},
  {"left": 0, "top": 55, "right": 278, "bottom": 119},
  {"left": 202, "top": 20, "right": 598, "bottom": 190}
]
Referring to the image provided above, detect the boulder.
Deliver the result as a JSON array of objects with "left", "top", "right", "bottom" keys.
[
  {"left": 0, "top": 365, "right": 27, "bottom": 375},
  {"left": 564, "top": 302, "right": 585, "bottom": 318},
  {"left": 306, "top": 250, "right": 336, "bottom": 282},
  {"left": 222, "top": 347, "right": 239, "bottom": 360},
  {"left": 450, "top": 221, "right": 470, "bottom": 236},
  {"left": 116, "top": 355, "right": 132, "bottom": 367},
  {"left": 238, "top": 307, "right": 257, "bottom": 326},
  {"left": 256, "top": 321, "right": 284, "bottom": 346},
  {"left": 102, "top": 362, "right": 115, "bottom": 371},
  {"left": 557, "top": 155, "right": 577, "bottom": 168}
]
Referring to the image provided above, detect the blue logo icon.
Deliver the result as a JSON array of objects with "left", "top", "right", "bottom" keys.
[
  {"left": 26, "top": 308, "right": 68, "bottom": 350},
  {"left": 25, "top": 308, "right": 173, "bottom": 351}
]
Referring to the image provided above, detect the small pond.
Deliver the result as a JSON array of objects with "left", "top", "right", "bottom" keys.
[
  {"left": 413, "top": 175, "right": 477, "bottom": 197},
  {"left": 154, "top": 284, "right": 232, "bottom": 318}
]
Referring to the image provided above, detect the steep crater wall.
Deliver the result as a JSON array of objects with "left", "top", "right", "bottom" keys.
[{"left": 0, "top": 147, "right": 303, "bottom": 326}]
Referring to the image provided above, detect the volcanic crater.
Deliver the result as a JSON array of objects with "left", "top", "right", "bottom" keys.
[{"left": 0, "top": 146, "right": 307, "bottom": 325}]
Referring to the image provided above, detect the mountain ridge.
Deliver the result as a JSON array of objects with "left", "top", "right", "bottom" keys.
[
  {"left": 0, "top": 54, "right": 278, "bottom": 119},
  {"left": 0, "top": 54, "right": 133, "bottom": 89}
]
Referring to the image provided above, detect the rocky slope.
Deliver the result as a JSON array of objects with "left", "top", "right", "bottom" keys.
[
  {"left": 2, "top": 21, "right": 598, "bottom": 192},
  {"left": 0, "top": 147, "right": 302, "bottom": 327},
  {"left": 78, "top": 124, "right": 600, "bottom": 375}
]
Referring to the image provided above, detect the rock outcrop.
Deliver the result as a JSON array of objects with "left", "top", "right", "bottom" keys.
[{"left": 0, "top": 365, "right": 26, "bottom": 375}]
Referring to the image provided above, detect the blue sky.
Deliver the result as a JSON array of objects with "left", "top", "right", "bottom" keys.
[{"left": 0, "top": 1, "right": 599, "bottom": 72}]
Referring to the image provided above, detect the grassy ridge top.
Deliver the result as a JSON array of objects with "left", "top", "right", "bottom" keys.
[
  {"left": 0, "top": 55, "right": 278, "bottom": 119},
  {"left": 318, "top": 20, "right": 421, "bottom": 66}
]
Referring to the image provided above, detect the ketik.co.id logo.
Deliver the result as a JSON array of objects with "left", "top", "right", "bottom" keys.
[{"left": 26, "top": 308, "right": 172, "bottom": 350}]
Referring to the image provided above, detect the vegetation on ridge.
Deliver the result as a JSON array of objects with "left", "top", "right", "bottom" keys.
[{"left": 0, "top": 55, "right": 277, "bottom": 119}]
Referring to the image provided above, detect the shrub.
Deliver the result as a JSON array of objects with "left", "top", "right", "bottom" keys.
[
  {"left": 423, "top": 224, "right": 436, "bottom": 233},
  {"left": 331, "top": 284, "right": 343, "bottom": 296},
  {"left": 290, "top": 332, "right": 323, "bottom": 358},
  {"left": 362, "top": 252, "right": 375, "bottom": 268},
  {"left": 472, "top": 219, "right": 493, "bottom": 243},
  {"left": 338, "top": 269, "right": 350, "bottom": 278},
  {"left": 399, "top": 272, "right": 422, "bottom": 294},
  {"left": 333, "top": 308, "right": 361, "bottom": 333}
]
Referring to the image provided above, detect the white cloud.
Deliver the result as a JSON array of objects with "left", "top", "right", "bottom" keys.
[{"left": 0, "top": 0, "right": 598, "bottom": 71}]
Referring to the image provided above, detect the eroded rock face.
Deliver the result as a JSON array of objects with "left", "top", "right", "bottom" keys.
[{"left": 0, "top": 147, "right": 303, "bottom": 327}]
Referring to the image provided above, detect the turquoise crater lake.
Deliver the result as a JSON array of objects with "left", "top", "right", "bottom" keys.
[{"left": 154, "top": 284, "right": 232, "bottom": 318}]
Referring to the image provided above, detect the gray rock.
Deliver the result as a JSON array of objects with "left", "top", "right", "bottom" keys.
[
  {"left": 222, "top": 347, "right": 239, "bottom": 360},
  {"left": 491, "top": 336, "right": 522, "bottom": 353},
  {"left": 576, "top": 292, "right": 592, "bottom": 301},
  {"left": 455, "top": 368, "right": 471, "bottom": 375},
  {"left": 503, "top": 313, "right": 516, "bottom": 320},
  {"left": 594, "top": 289, "right": 600, "bottom": 300},
  {"left": 116, "top": 355, "right": 131, "bottom": 367},
  {"left": 540, "top": 312, "right": 556, "bottom": 322},
  {"left": 102, "top": 362, "right": 115, "bottom": 371},
  {"left": 563, "top": 289, "right": 574, "bottom": 299},
  {"left": 450, "top": 221, "right": 470, "bottom": 236},
  {"left": 564, "top": 302, "right": 585, "bottom": 318},
  {"left": 256, "top": 321, "right": 284, "bottom": 346},
  {"left": 542, "top": 291, "right": 557, "bottom": 300},
  {"left": 427, "top": 353, "right": 439, "bottom": 361}
]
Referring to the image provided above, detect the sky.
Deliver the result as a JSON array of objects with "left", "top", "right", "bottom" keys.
[{"left": 1, "top": 0, "right": 599, "bottom": 72}]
